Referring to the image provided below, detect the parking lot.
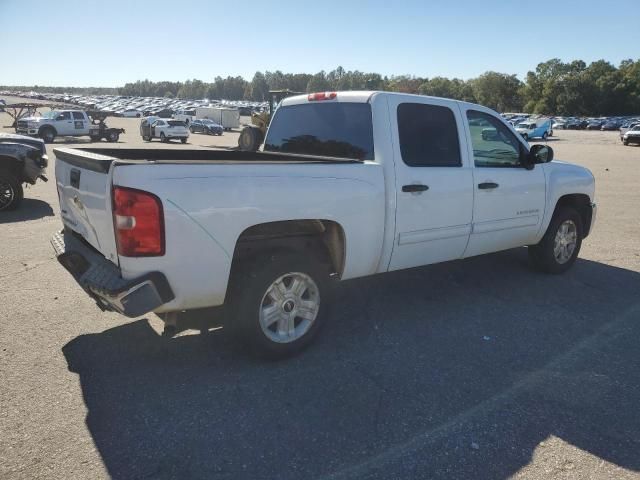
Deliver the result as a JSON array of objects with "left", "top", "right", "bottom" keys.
[{"left": 1, "top": 101, "right": 640, "bottom": 479}]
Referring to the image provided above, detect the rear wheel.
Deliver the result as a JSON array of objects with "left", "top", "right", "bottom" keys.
[
  {"left": 238, "top": 126, "right": 262, "bottom": 151},
  {"left": 107, "top": 131, "right": 119, "bottom": 142},
  {"left": 529, "top": 207, "right": 583, "bottom": 274},
  {"left": 160, "top": 132, "right": 167, "bottom": 143},
  {"left": 180, "top": 138, "right": 187, "bottom": 144},
  {"left": 0, "top": 169, "right": 23, "bottom": 211},
  {"left": 228, "top": 252, "right": 330, "bottom": 358}
]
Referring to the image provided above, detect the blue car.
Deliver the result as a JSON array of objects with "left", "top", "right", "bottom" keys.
[{"left": 189, "top": 119, "right": 223, "bottom": 136}]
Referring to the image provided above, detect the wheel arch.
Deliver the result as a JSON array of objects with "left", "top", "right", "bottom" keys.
[
  {"left": 230, "top": 219, "right": 346, "bottom": 279},
  {"left": 552, "top": 193, "right": 593, "bottom": 238},
  {"left": 38, "top": 124, "right": 57, "bottom": 136},
  {"left": 0, "top": 155, "right": 24, "bottom": 179}
]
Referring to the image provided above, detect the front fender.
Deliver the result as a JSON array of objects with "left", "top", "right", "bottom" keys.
[{"left": 538, "top": 161, "right": 595, "bottom": 239}]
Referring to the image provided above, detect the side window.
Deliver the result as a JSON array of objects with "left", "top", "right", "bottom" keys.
[
  {"left": 467, "top": 110, "right": 523, "bottom": 167},
  {"left": 397, "top": 103, "right": 461, "bottom": 167},
  {"left": 72, "top": 112, "right": 84, "bottom": 120},
  {"left": 57, "top": 111, "right": 71, "bottom": 120}
]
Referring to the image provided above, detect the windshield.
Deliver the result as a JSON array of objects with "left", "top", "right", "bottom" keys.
[
  {"left": 517, "top": 123, "right": 531, "bottom": 129},
  {"left": 264, "top": 102, "right": 374, "bottom": 160},
  {"left": 41, "top": 111, "right": 58, "bottom": 119},
  {"left": 167, "top": 120, "right": 185, "bottom": 127}
]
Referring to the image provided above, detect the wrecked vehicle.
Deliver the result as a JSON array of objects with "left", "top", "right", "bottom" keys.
[{"left": 0, "top": 133, "right": 48, "bottom": 211}]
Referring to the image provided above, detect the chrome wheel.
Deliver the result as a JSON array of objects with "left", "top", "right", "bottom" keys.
[
  {"left": 553, "top": 220, "right": 577, "bottom": 264},
  {"left": 0, "top": 178, "right": 15, "bottom": 210},
  {"left": 259, "top": 272, "right": 320, "bottom": 344}
]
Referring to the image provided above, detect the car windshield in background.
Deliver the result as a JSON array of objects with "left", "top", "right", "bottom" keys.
[
  {"left": 168, "top": 120, "right": 185, "bottom": 127},
  {"left": 264, "top": 103, "right": 374, "bottom": 160}
]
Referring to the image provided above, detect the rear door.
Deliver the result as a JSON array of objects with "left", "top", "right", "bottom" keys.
[
  {"left": 461, "top": 108, "right": 546, "bottom": 257},
  {"left": 54, "top": 149, "right": 119, "bottom": 262},
  {"left": 72, "top": 111, "right": 90, "bottom": 134},
  {"left": 388, "top": 97, "right": 474, "bottom": 271}
]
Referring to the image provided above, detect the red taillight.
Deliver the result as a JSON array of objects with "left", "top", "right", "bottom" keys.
[
  {"left": 112, "top": 186, "right": 165, "bottom": 257},
  {"left": 307, "top": 91, "right": 337, "bottom": 101}
]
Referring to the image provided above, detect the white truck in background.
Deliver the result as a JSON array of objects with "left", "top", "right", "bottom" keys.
[
  {"left": 16, "top": 110, "right": 124, "bottom": 143},
  {"left": 195, "top": 106, "right": 240, "bottom": 130},
  {"left": 172, "top": 109, "right": 197, "bottom": 125},
  {"left": 51, "top": 91, "right": 596, "bottom": 359}
]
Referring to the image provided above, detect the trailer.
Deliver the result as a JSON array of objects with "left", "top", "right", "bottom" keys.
[
  {"left": 195, "top": 107, "right": 240, "bottom": 130},
  {"left": 86, "top": 111, "right": 126, "bottom": 142}
]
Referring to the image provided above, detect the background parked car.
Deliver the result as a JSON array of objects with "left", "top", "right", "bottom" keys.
[
  {"left": 121, "top": 109, "right": 143, "bottom": 118},
  {"left": 586, "top": 120, "right": 604, "bottom": 130},
  {"left": 189, "top": 119, "right": 223, "bottom": 136}
]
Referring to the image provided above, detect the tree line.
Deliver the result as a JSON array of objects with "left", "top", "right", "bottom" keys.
[
  {"left": 118, "top": 59, "right": 640, "bottom": 115},
  {"left": 4, "top": 58, "right": 639, "bottom": 115}
]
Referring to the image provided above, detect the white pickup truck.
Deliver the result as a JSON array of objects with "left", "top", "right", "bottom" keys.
[
  {"left": 16, "top": 110, "right": 124, "bottom": 143},
  {"left": 51, "top": 91, "right": 596, "bottom": 358}
]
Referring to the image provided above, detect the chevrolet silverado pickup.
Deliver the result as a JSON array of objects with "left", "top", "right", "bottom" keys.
[{"left": 51, "top": 91, "right": 597, "bottom": 358}]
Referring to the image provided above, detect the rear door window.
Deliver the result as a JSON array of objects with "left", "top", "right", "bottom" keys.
[
  {"left": 264, "top": 102, "right": 374, "bottom": 160},
  {"left": 397, "top": 103, "right": 461, "bottom": 167},
  {"left": 72, "top": 111, "right": 84, "bottom": 120}
]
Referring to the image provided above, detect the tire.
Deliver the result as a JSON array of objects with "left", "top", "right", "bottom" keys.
[
  {"left": 180, "top": 138, "right": 187, "bottom": 144},
  {"left": 89, "top": 135, "right": 101, "bottom": 142},
  {"left": 542, "top": 132, "right": 549, "bottom": 140},
  {"left": 228, "top": 252, "right": 331, "bottom": 359},
  {"left": 39, "top": 127, "right": 56, "bottom": 144},
  {"left": 189, "top": 127, "right": 194, "bottom": 133},
  {"left": 0, "top": 169, "right": 23, "bottom": 211},
  {"left": 143, "top": 135, "right": 151, "bottom": 142},
  {"left": 238, "top": 126, "right": 261, "bottom": 151},
  {"left": 528, "top": 206, "right": 583, "bottom": 274},
  {"left": 160, "top": 132, "right": 166, "bottom": 143},
  {"left": 623, "top": 140, "right": 629, "bottom": 146},
  {"left": 107, "top": 131, "right": 119, "bottom": 142}
]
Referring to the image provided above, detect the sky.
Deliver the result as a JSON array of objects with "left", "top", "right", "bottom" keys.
[{"left": 1, "top": 0, "right": 638, "bottom": 88}]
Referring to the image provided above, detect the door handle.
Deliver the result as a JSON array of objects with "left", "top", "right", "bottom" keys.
[
  {"left": 478, "top": 182, "right": 499, "bottom": 190},
  {"left": 402, "top": 184, "right": 429, "bottom": 193}
]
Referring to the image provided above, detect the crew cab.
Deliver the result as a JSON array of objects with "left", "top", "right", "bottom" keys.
[
  {"left": 0, "top": 133, "right": 48, "bottom": 210},
  {"left": 16, "top": 110, "right": 123, "bottom": 143},
  {"left": 51, "top": 91, "right": 596, "bottom": 358}
]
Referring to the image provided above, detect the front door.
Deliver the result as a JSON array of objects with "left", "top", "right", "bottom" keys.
[
  {"left": 461, "top": 108, "right": 546, "bottom": 257},
  {"left": 388, "top": 98, "right": 474, "bottom": 271}
]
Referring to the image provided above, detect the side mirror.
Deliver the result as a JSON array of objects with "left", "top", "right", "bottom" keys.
[{"left": 529, "top": 144, "right": 553, "bottom": 164}]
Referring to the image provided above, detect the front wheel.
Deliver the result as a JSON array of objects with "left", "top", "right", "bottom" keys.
[
  {"left": 107, "top": 131, "right": 119, "bottom": 142},
  {"left": 0, "top": 169, "right": 23, "bottom": 211},
  {"left": 180, "top": 138, "right": 187, "bottom": 144},
  {"left": 529, "top": 207, "right": 583, "bottom": 274},
  {"left": 160, "top": 132, "right": 167, "bottom": 143},
  {"left": 542, "top": 132, "right": 549, "bottom": 140},
  {"left": 40, "top": 128, "right": 56, "bottom": 144},
  {"left": 228, "top": 252, "right": 331, "bottom": 358}
]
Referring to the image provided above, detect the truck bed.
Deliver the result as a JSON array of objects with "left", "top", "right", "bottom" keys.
[{"left": 53, "top": 147, "right": 361, "bottom": 173}]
